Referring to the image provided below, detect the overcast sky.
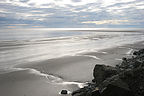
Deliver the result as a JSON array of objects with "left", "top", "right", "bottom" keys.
[{"left": 0, "top": 0, "right": 144, "bottom": 29}]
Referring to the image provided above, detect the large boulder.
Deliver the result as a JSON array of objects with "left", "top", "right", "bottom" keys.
[
  {"left": 72, "top": 48, "right": 144, "bottom": 96},
  {"left": 101, "top": 84, "right": 134, "bottom": 96},
  {"left": 99, "top": 75, "right": 129, "bottom": 90},
  {"left": 100, "top": 67, "right": 144, "bottom": 96},
  {"left": 119, "top": 67, "right": 144, "bottom": 96},
  {"left": 93, "top": 65, "right": 118, "bottom": 84}
]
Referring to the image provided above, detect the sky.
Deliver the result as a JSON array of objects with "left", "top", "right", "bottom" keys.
[{"left": 0, "top": 0, "right": 144, "bottom": 29}]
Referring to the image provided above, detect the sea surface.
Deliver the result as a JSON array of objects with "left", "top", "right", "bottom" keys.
[
  {"left": 0, "top": 28, "right": 144, "bottom": 68},
  {"left": 0, "top": 28, "right": 144, "bottom": 96}
]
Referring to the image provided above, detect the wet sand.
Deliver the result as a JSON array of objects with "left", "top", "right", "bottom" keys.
[
  {"left": 0, "top": 69, "right": 76, "bottom": 96},
  {"left": 0, "top": 41, "right": 144, "bottom": 96}
]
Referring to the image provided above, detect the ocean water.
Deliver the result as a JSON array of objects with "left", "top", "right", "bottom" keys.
[
  {"left": 0, "top": 28, "right": 144, "bottom": 96},
  {"left": 0, "top": 28, "right": 144, "bottom": 68}
]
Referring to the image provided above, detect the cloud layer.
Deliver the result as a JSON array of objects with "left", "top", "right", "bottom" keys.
[{"left": 0, "top": 0, "right": 144, "bottom": 28}]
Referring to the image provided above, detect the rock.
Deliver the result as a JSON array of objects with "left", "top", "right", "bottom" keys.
[
  {"left": 132, "top": 60, "right": 142, "bottom": 68},
  {"left": 101, "top": 84, "right": 134, "bottom": 96},
  {"left": 100, "top": 66, "right": 144, "bottom": 96},
  {"left": 72, "top": 48, "right": 144, "bottom": 96},
  {"left": 72, "top": 83, "right": 97, "bottom": 96},
  {"left": 72, "top": 87, "right": 88, "bottom": 96},
  {"left": 118, "top": 50, "right": 144, "bottom": 70},
  {"left": 91, "top": 88, "right": 101, "bottom": 96},
  {"left": 119, "top": 67, "right": 144, "bottom": 96},
  {"left": 92, "top": 79, "right": 96, "bottom": 83},
  {"left": 98, "top": 74, "right": 130, "bottom": 92},
  {"left": 61, "top": 90, "right": 68, "bottom": 95},
  {"left": 122, "top": 57, "right": 127, "bottom": 61},
  {"left": 133, "top": 49, "right": 144, "bottom": 56},
  {"left": 93, "top": 65, "right": 118, "bottom": 84},
  {"left": 133, "top": 51, "right": 139, "bottom": 56}
]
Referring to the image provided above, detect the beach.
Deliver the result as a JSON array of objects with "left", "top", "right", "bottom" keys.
[{"left": 0, "top": 29, "right": 144, "bottom": 96}]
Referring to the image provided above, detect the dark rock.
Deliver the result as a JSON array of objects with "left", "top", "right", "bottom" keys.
[
  {"left": 72, "top": 87, "right": 88, "bottom": 96},
  {"left": 101, "top": 84, "right": 134, "bottom": 96},
  {"left": 92, "top": 79, "right": 96, "bottom": 83},
  {"left": 133, "top": 51, "right": 139, "bottom": 55},
  {"left": 132, "top": 60, "right": 142, "bottom": 68},
  {"left": 118, "top": 50, "right": 144, "bottom": 70},
  {"left": 72, "top": 83, "right": 97, "bottom": 96},
  {"left": 61, "top": 90, "right": 68, "bottom": 94},
  {"left": 72, "top": 48, "right": 144, "bottom": 96},
  {"left": 133, "top": 49, "right": 144, "bottom": 56},
  {"left": 119, "top": 67, "right": 144, "bottom": 96},
  {"left": 98, "top": 74, "right": 130, "bottom": 92},
  {"left": 91, "top": 89, "right": 101, "bottom": 96},
  {"left": 122, "top": 57, "right": 127, "bottom": 61},
  {"left": 93, "top": 65, "right": 118, "bottom": 84}
]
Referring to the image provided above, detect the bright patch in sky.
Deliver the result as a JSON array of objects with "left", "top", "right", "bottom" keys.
[
  {"left": 82, "top": 20, "right": 129, "bottom": 25},
  {"left": 0, "top": 0, "right": 144, "bottom": 28}
]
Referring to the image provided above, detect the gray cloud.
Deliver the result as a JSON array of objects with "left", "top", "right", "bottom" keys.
[
  {"left": 0, "top": 0, "right": 144, "bottom": 28},
  {"left": 19, "top": 0, "right": 29, "bottom": 3},
  {"left": 71, "top": 0, "right": 81, "bottom": 2}
]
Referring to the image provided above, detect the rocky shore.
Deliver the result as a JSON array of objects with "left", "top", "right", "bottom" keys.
[{"left": 72, "top": 48, "right": 144, "bottom": 96}]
